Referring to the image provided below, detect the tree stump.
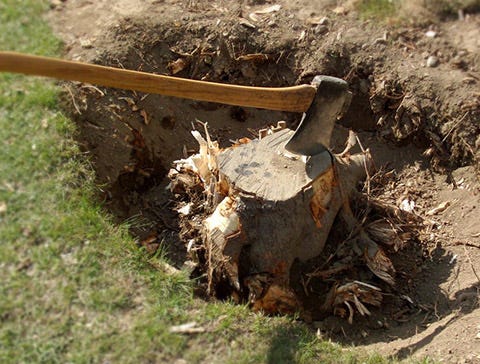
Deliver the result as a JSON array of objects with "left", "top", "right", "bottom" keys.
[
  {"left": 170, "top": 125, "right": 400, "bottom": 317},
  {"left": 202, "top": 128, "right": 373, "bottom": 313}
]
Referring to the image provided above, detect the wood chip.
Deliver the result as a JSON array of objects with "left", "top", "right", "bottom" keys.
[
  {"left": 426, "top": 201, "right": 450, "bottom": 216},
  {"left": 169, "top": 322, "right": 206, "bottom": 334},
  {"left": 239, "top": 18, "right": 256, "bottom": 29},
  {"left": 167, "top": 58, "right": 188, "bottom": 75},
  {"left": 332, "top": 6, "right": 347, "bottom": 15}
]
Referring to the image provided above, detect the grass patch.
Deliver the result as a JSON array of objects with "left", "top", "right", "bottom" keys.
[
  {"left": 357, "top": 0, "right": 396, "bottom": 20},
  {"left": 355, "top": 0, "right": 480, "bottom": 23},
  {"left": 0, "top": 0, "right": 430, "bottom": 363}
]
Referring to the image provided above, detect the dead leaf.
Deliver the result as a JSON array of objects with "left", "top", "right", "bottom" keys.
[
  {"left": 364, "top": 245, "right": 395, "bottom": 286},
  {"left": 329, "top": 281, "right": 382, "bottom": 323},
  {"left": 0, "top": 202, "right": 7, "bottom": 214},
  {"left": 140, "top": 109, "right": 149, "bottom": 125},
  {"left": 167, "top": 58, "right": 189, "bottom": 75},
  {"left": 250, "top": 283, "right": 299, "bottom": 315}
]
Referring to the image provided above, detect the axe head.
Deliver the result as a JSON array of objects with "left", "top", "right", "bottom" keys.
[{"left": 285, "top": 75, "right": 352, "bottom": 156}]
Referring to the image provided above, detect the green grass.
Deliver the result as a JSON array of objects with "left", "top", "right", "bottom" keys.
[
  {"left": 356, "top": 0, "right": 396, "bottom": 20},
  {"left": 355, "top": 0, "right": 480, "bottom": 23},
  {"left": 0, "top": 1, "right": 424, "bottom": 363}
]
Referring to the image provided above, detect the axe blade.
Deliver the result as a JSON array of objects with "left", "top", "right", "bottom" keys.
[{"left": 285, "top": 75, "right": 351, "bottom": 156}]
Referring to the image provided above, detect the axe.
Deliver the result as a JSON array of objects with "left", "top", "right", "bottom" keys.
[{"left": 0, "top": 51, "right": 351, "bottom": 155}]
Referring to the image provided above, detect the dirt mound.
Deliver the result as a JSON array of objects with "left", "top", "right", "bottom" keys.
[{"left": 49, "top": 0, "right": 480, "bottom": 362}]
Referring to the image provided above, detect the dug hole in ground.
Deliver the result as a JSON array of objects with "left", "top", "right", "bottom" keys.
[{"left": 49, "top": 0, "right": 479, "bottom": 362}]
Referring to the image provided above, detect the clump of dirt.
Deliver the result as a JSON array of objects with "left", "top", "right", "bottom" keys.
[{"left": 49, "top": 0, "right": 480, "bottom": 362}]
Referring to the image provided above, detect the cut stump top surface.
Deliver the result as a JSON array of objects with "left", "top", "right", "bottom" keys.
[{"left": 217, "top": 129, "right": 332, "bottom": 201}]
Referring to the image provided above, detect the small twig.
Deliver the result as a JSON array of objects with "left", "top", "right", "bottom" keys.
[
  {"left": 459, "top": 136, "right": 476, "bottom": 158},
  {"left": 195, "top": 119, "right": 213, "bottom": 147},
  {"left": 80, "top": 84, "right": 105, "bottom": 97},
  {"left": 65, "top": 85, "right": 81, "bottom": 114},
  {"left": 343, "top": 67, "right": 356, "bottom": 82},
  {"left": 276, "top": 50, "right": 285, "bottom": 64},
  {"left": 441, "top": 111, "right": 469, "bottom": 143},
  {"left": 300, "top": 276, "right": 310, "bottom": 296},
  {"left": 453, "top": 241, "right": 480, "bottom": 249}
]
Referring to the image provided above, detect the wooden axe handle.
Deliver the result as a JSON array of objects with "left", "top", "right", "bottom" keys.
[{"left": 0, "top": 51, "right": 316, "bottom": 112}]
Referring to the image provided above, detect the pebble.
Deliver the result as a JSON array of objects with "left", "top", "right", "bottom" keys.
[
  {"left": 425, "top": 30, "right": 437, "bottom": 38},
  {"left": 80, "top": 39, "right": 93, "bottom": 49},
  {"left": 426, "top": 55, "right": 439, "bottom": 68}
]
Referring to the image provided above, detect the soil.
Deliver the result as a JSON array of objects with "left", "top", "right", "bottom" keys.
[{"left": 47, "top": 0, "right": 480, "bottom": 362}]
